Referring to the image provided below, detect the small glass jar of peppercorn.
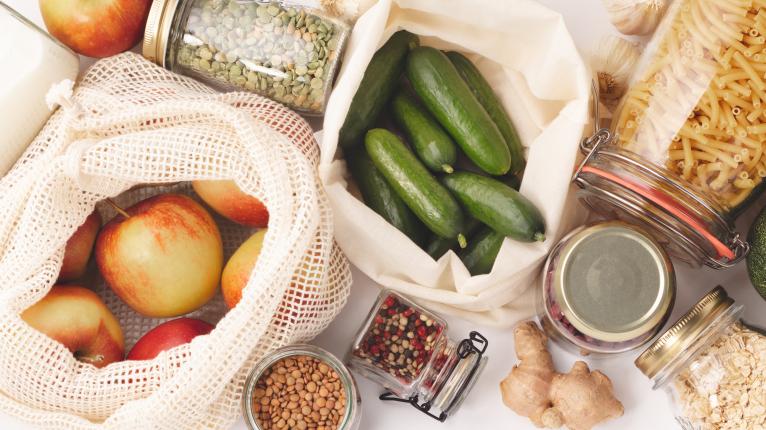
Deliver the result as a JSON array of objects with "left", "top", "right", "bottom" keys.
[{"left": 347, "top": 290, "right": 488, "bottom": 421}]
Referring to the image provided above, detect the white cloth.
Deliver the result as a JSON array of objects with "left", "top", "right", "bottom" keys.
[{"left": 319, "top": 0, "right": 590, "bottom": 326}]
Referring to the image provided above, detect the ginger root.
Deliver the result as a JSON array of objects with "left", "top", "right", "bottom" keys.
[
  {"left": 500, "top": 321, "right": 556, "bottom": 427},
  {"left": 548, "top": 361, "right": 625, "bottom": 430},
  {"left": 500, "top": 322, "right": 624, "bottom": 430}
]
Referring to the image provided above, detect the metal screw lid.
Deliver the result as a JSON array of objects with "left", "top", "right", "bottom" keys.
[
  {"left": 553, "top": 221, "right": 675, "bottom": 343},
  {"left": 635, "top": 286, "right": 735, "bottom": 379},
  {"left": 142, "top": 0, "right": 179, "bottom": 67}
]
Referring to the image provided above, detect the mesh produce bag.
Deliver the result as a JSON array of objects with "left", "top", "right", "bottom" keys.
[{"left": 0, "top": 52, "right": 352, "bottom": 430}]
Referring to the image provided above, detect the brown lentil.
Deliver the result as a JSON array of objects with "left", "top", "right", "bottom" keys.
[{"left": 252, "top": 355, "right": 346, "bottom": 430}]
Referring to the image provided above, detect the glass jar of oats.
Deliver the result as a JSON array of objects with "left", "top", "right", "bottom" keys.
[
  {"left": 573, "top": 0, "right": 766, "bottom": 268},
  {"left": 636, "top": 286, "right": 766, "bottom": 429}
]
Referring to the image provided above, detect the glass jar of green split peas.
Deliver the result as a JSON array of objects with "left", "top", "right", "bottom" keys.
[
  {"left": 575, "top": 0, "right": 763, "bottom": 268},
  {"left": 143, "top": 0, "right": 349, "bottom": 115}
]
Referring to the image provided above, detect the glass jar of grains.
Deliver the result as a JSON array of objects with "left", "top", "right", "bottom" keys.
[
  {"left": 143, "top": 0, "right": 349, "bottom": 115},
  {"left": 242, "top": 344, "right": 361, "bottom": 430},
  {"left": 574, "top": 0, "right": 763, "bottom": 268},
  {"left": 347, "top": 290, "right": 488, "bottom": 421},
  {"left": 636, "top": 286, "right": 766, "bottom": 430},
  {"left": 540, "top": 221, "right": 676, "bottom": 355}
]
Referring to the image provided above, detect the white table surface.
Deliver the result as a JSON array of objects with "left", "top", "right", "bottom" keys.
[{"left": 4, "top": 1, "right": 766, "bottom": 429}]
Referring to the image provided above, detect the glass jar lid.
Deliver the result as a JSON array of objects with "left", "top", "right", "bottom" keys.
[
  {"left": 429, "top": 333, "right": 488, "bottom": 418},
  {"left": 142, "top": 0, "right": 179, "bottom": 67},
  {"left": 378, "top": 331, "right": 489, "bottom": 422},
  {"left": 553, "top": 221, "right": 675, "bottom": 343},
  {"left": 635, "top": 286, "right": 735, "bottom": 380}
]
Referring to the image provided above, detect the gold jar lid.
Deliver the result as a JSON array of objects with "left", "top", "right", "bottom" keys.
[
  {"left": 142, "top": 0, "right": 180, "bottom": 67},
  {"left": 553, "top": 221, "right": 675, "bottom": 343},
  {"left": 635, "top": 286, "right": 735, "bottom": 379}
]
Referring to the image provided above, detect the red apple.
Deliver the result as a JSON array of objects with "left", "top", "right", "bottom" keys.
[
  {"left": 127, "top": 317, "right": 214, "bottom": 361},
  {"left": 59, "top": 211, "right": 102, "bottom": 282},
  {"left": 39, "top": 0, "right": 152, "bottom": 58},
  {"left": 95, "top": 193, "right": 224, "bottom": 318},
  {"left": 221, "top": 229, "right": 266, "bottom": 308},
  {"left": 21, "top": 285, "right": 124, "bottom": 368},
  {"left": 192, "top": 180, "right": 269, "bottom": 228}
]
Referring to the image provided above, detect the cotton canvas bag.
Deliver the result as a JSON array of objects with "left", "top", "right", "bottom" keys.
[
  {"left": 319, "top": 0, "right": 590, "bottom": 326},
  {"left": 0, "top": 53, "right": 352, "bottom": 429}
]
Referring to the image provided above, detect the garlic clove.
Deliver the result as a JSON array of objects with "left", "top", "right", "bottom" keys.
[
  {"left": 602, "top": 0, "right": 667, "bottom": 36},
  {"left": 318, "top": 0, "right": 377, "bottom": 20},
  {"left": 590, "top": 35, "right": 642, "bottom": 114}
]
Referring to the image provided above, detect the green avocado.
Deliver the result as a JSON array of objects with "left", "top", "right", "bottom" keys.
[{"left": 747, "top": 206, "right": 766, "bottom": 299}]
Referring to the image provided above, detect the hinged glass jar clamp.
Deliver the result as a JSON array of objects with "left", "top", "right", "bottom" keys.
[
  {"left": 347, "top": 290, "right": 488, "bottom": 423},
  {"left": 378, "top": 331, "right": 488, "bottom": 422},
  {"left": 573, "top": 82, "right": 749, "bottom": 269}
]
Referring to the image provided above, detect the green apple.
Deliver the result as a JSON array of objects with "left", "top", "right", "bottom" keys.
[
  {"left": 59, "top": 211, "right": 101, "bottom": 282},
  {"left": 22, "top": 285, "right": 124, "bottom": 368},
  {"left": 96, "top": 194, "right": 223, "bottom": 317},
  {"left": 193, "top": 180, "right": 269, "bottom": 228}
]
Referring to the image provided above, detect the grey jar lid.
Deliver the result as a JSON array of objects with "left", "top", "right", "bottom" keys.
[{"left": 552, "top": 221, "right": 676, "bottom": 343}]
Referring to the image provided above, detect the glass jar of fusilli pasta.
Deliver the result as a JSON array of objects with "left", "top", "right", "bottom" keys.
[{"left": 575, "top": 0, "right": 758, "bottom": 268}]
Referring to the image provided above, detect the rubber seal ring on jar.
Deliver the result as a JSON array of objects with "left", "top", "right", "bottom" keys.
[
  {"left": 581, "top": 165, "right": 734, "bottom": 260},
  {"left": 573, "top": 127, "right": 749, "bottom": 269}
]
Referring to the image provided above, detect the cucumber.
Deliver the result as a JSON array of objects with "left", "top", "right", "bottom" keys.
[
  {"left": 504, "top": 174, "right": 522, "bottom": 191},
  {"left": 425, "top": 219, "right": 481, "bottom": 259},
  {"left": 346, "top": 148, "right": 428, "bottom": 246},
  {"left": 447, "top": 51, "right": 526, "bottom": 175},
  {"left": 338, "top": 31, "right": 420, "bottom": 147},
  {"left": 460, "top": 227, "right": 505, "bottom": 275},
  {"left": 391, "top": 91, "right": 457, "bottom": 174},
  {"left": 426, "top": 237, "right": 456, "bottom": 259},
  {"left": 406, "top": 47, "right": 511, "bottom": 175},
  {"left": 455, "top": 152, "right": 520, "bottom": 190},
  {"left": 442, "top": 172, "right": 545, "bottom": 242},
  {"left": 365, "top": 128, "right": 467, "bottom": 244}
]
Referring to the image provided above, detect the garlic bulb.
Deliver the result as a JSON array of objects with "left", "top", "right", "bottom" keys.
[
  {"left": 289, "top": 0, "right": 377, "bottom": 21},
  {"left": 590, "top": 36, "right": 642, "bottom": 114},
  {"left": 602, "top": 0, "right": 667, "bottom": 36}
]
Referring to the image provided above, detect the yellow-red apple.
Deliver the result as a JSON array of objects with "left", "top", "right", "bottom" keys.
[
  {"left": 192, "top": 180, "right": 269, "bottom": 228},
  {"left": 59, "top": 211, "right": 102, "bottom": 282},
  {"left": 39, "top": 0, "right": 152, "bottom": 58},
  {"left": 95, "top": 193, "right": 223, "bottom": 318},
  {"left": 21, "top": 285, "right": 124, "bottom": 368},
  {"left": 222, "top": 229, "right": 266, "bottom": 308},
  {"left": 127, "top": 317, "right": 214, "bottom": 361}
]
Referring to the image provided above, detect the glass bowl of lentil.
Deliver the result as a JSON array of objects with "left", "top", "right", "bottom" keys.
[{"left": 242, "top": 344, "right": 361, "bottom": 430}]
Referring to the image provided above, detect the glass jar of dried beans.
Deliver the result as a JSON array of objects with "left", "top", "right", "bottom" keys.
[
  {"left": 348, "top": 290, "right": 488, "bottom": 421},
  {"left": 142, "top": 0, "right": 349, "bottom": 115}
]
